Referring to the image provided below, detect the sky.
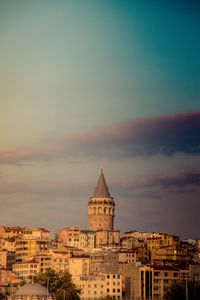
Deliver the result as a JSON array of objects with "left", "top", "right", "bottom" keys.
[{"left": 1, "top": 0, "right": 200, "bottom": 239}]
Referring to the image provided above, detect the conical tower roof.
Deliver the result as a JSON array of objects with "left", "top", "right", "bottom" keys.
[{"left": 93, "top": 163, "right": 111, "bottom": 198}]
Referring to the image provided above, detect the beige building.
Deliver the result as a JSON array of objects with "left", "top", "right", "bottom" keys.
[
  {"left": 95, "top": 230, "right": 120, "bottom": 248},
  {"left": 0, "top": 226, "right": 24, "bottom": 239},
  {"left": 55, "top": 226, "right": 80, "bottom": 247},
  {"left": 124, "top": 262, "right": 195, "bottom": 300},
  {"left": 152, "top": 244, "right": 190, "bottom": 261},
  {"left": 88, "top": 165, "right": 115, "bottom": 231},
  {"left": 32, "top": 254, "right": 52, "bottom": 273},
  {"left": 0, "top": 250, "right": 15, "bottom": 270},
  {"left": 79, "top": 230, "right": 96, "bottom": 250},
  {"left": 15, "top": 239, "right": 50, "bottom": 262},
  {"left": 69, "top": 255, "right": 90, "bottom": 277},
  {"left": 50, "top": 248, "right": 70, "bottom": 272},
  {"left": 22, "top": 228, "right": 50, "bottom": 240},
  {"left": 118, "top": 250, "right": 136, "bottom": 264},
  {"left": 56, "top": 227, "right": 96, "bottom": 251},
  {"left": 74, "top": 273, "right": 122, "bottom": 300},
  {"left": 90, "top": 250, "right": 118, "bottom": 274},
  {"left": 12, "top": 259, "right": 40, "bottom": 280}
]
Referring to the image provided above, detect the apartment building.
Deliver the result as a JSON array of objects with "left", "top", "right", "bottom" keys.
[
  {"left": 117, "top": 251, "right": 136, "bottom": 264},
  {"left": 0, "top": 250, "right": 15, "bottom": 270},
  {"left": 95, "top": 230, "right": 120, "bottom": 248},
  {"left": 32, "top": 254, "right": 52, "bottom": 273},
  {"left": 22, "top": 228, "right": 50, "bottom": 240},
  {"left": 79, "top": 230, "right": 96, "bottom": 250},
  {"left": 50, "top": 249, "right": 70, "bottom": 272},
  {"left": 90, "top": 250, "right": 118, "bottom": 274},
  {"left": 55, "top": 227, "right": 80, "bottom": 247},
  {"left": 12, "top": 259, "right": 40, "bottom": 280},
  {"left": 69, "top": 255, "right": 90, "bottom": 277},
  {"left": 124, "top": 262, "right": 193, "bottom": 300},
  {"left": 15, "top": 239, "right": 50, "bottom": 262},
  {"left": 56, "top": 227, "right": 97, "bottom": 251},
  {"left": 74, "top": 273, "right": 122, "bottom": 299}
]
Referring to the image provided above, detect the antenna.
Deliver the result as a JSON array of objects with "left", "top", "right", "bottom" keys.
[{"left": 100, "top": 161, "right": 103, "bottom": 172}]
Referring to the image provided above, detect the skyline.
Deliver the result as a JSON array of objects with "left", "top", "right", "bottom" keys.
[{"left": 1, "top": 0, "right": 200, "bottom": 238}]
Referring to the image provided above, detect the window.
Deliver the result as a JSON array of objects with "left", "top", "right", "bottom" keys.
[
  {"left": 164, "top": 279, "right": 169, "bottom": 283},
  {"left": 107, "top": 275, "right": 110, "bottom": 278},
  {"left": 164, "top": 272, "right": 168, "bottom": 277},
  {"left": 113, "top": 275, "right": 116, "bottom": 278},
  {"left": 117, "top": 289, "right": 120, "bottom": 293},
  {"left": 113, "top": 289, "right": 115, "bottom": 292},
  {"left": 107, "top": 289, "right": 110, "bottom": 292}
]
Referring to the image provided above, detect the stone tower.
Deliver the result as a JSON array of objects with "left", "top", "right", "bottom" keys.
[{"left": 88, "top": 164, "right": 115, "bottom": 231}]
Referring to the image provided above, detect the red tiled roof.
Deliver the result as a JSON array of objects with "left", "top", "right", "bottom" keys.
[{"left": 14, "top": 259, "right": 39, "bottom": 265}]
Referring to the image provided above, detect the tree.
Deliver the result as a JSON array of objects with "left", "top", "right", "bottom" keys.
[
  {"left": 164, "top": 280, "right": 200, "bottom": 300},
  {"left": 0, "top": 293, "right": 4, "bottom": 300},
  {"left": 30, "top": 268, "right": 81, "bottom": 300}
]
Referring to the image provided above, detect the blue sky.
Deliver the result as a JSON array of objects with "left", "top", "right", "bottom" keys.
[{"left": 1, "top": 0, "right": 200, "bottom": 238}]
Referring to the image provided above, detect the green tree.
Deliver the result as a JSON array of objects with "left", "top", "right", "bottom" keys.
[
  {"left": 30, "top": 268, "right": 81, "bottom": 300},
  {"left": 164, "top": 280, "right": 200, "bottom": 300}
]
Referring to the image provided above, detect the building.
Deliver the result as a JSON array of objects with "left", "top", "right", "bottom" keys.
[
  {"left": 88, "top": 164, "right": 115, "bottom": 231},
  {"left": 74, "top": 273, "right": 122, "bottom": 300},
  {"left": 118, "top": 250, "right": 136, "bottom": 264},
  {"left": 15, "top": 238, "right": 50, "bottom": 262},
  {"left": 55, "top": 227, "right": 96, "bottom": 251},
  {"left": 0, "top": 250, "right": 16, "bottom": 270},
  {"left": 95, "top": 230, "right": 120, "bottom": 248},
  {"left": 22, "top": 228, "right": 50, "bottom": 240},
  {"left": 32, "top": 254, "right": 52, "bottom": 273},
  {"left": 90, "top": 250, "right": 118, "bottom": 274},
  {"left": 69, "top": 255, "right": 90, "bottom": 277},
  {"left": 79, "top": 230, "right": 96, "bottom": 250},
  {"left": 0, "top": 226, "right": 24, "bottom": 239},
  {"left": 55, "top": 227, "right": 80, "bottom": 247},
  {"left": 50, "top": 248, "right": 70, "bottom": 272},
  {"left": 123, "top": 261, "right": 196, "bottom": 300},
  {"left": 12, "top": 259, "right": 40, "bottom": 280}
]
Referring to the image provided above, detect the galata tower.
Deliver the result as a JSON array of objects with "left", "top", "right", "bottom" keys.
[{"left": 88, "top": 163, "right": 115, "bottom": 231}]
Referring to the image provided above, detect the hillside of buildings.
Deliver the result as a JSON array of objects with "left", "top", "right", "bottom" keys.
[{"left": 0, "top": 225, "right": 200, "bottom": 300}]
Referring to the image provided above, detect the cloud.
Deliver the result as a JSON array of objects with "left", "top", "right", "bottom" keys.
[
  {"left": 1, "top": 111, "right": 200, "bottom": 164},
  {"left": 119, "top": 169, "right": 200, "bottom": 189}
]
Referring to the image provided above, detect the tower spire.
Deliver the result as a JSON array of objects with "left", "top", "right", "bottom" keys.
[{"left": 93, "top": 163, "right": 110, "bottom": 198}]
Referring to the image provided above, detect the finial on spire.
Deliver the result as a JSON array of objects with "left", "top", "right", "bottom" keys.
[{"left": 101, "top": 161, "right": 103, "bottom": 172}]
